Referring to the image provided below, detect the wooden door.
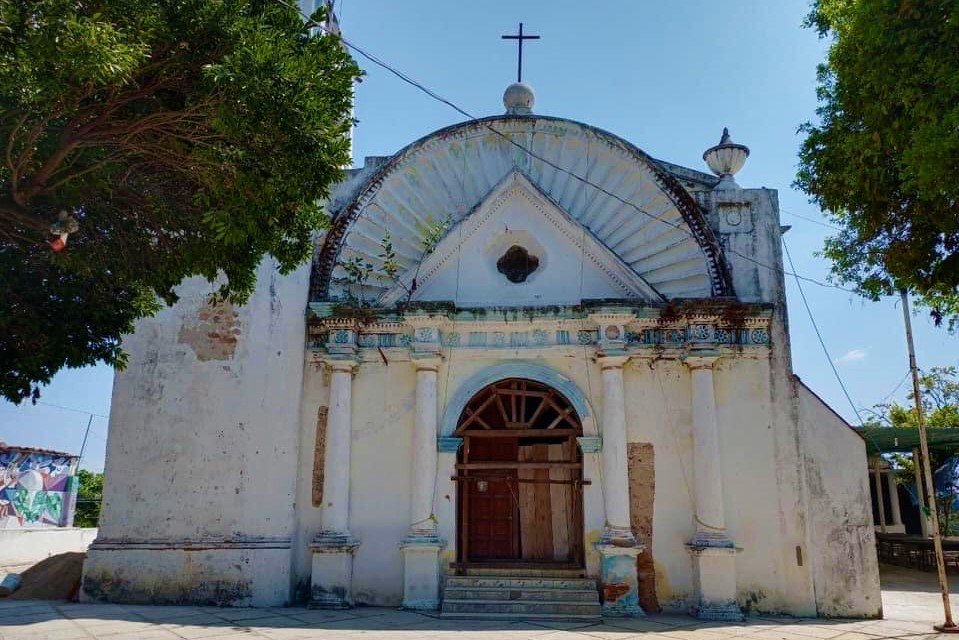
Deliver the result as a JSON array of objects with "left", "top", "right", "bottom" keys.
[{"left": 465, "top": 438, "right": 519, "bottom": 561}]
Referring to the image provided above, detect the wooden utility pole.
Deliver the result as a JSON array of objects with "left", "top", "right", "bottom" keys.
[{"left": 901, "top": 289, "right": 957, "bottom": 632}]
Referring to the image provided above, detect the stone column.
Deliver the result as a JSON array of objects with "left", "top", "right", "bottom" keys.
[
  {"left": 873, "top": 460, "right": 887, "bottom": 533},
  {"left": 310, "top": 358, "right": 360, "bottom": 609},
  {"left": 886, "top": 471, "right": 903, "bottom": 527},
  {"left": 401, "top": 355, "right": 445, "bottom": 610},
  {"left": 595, "top": 353, "right": 644, "bottom": 617},
  {"left": 683, "top": 350, "right": 742, "bottom": 621}
]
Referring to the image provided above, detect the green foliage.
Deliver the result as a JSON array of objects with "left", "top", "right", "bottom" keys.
[
  {"left": 865, "top": 366, "right": 959, "bottom": 428},
  {"left": 797, "top": 0, "right": 959, "bottom": 329},
  {"left": 74, "top": 469, "right": 103, "bottom": 528},
  {"left": 0, "top": 0, "right": 360, "bottom": 402}
]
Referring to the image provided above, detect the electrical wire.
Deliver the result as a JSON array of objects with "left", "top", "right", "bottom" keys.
[
  {"left": 782, "top": 237, "right": 865, "bottom": 426},
  {"left": 781, "top": 208, "right": 843, "bottom": 232},
  {"left": 878, "top": 370, "right": 912, "bottom": 406},
  {"left": 36, "top": 401, "right": 108, "bottom": 419}
]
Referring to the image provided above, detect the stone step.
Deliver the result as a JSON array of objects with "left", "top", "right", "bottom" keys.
[
  {"left": 459, "top": 567, "right": 585, "bottom": 578},
  {"left": 441, "top": 599, "right": 602, "bottom": 616},
  {"left": 444, "top": 586, "right": 599, "bottom": 602},
  {"left": 445, "top": 576, "right": 597, "bottom": 590},
  {"left": 439, "top": 611, "right": 602, "bottom": 621}
]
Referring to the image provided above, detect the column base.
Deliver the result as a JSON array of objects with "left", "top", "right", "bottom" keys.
[
  {"left": 689, "top": 530, "right": 735, "bottom": 548},
  {"left": 309, "top": 531, "right": 360, "bottom": 609},
  {"left": 694, "top": 599, "right": 745, "bottom": 622},
  {"left": 400, "top": 535, "right": 445, "bottom": 611},
  {"left": 595, "top": 542, "right": 646, "bottom": 617},
  {"left": 687, "top": 544, "right": 743, "bottom": 622}
]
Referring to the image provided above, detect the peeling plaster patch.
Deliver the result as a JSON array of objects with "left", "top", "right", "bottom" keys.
[
  {"left": 178, "top": 301, "right": 241, "bottom": 361},
  {"left": 627, "top": 442, "right": 658, "bottom": 613},
  {"left": 312, "top": 406, "right": 328, "bottom": 508}
]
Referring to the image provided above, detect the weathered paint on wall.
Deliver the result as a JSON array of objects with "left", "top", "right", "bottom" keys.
[
  {"left": 82, "top": 258, "right": 309, "bottom": 607},
  {"left": 798, "top": 383, "right": 882, "bottom": 617},
  {"left": 0, "top": 447, "right": 78, "bottom": 529}
]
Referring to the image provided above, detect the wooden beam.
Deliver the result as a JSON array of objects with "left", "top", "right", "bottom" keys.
[
  {"left": 456, "top": 461, "right": 582, "bottom": 470},
  {"left": 459, "top": 394, "right": 497, "bottom": 430},
  {"left": 495, "top": 393, "right": 510, "bottom": 423},
  {"left": 496, "top": 389, "right": 551, "bottom": 398},
  {"left": 545, "top": 407, "right": 574, "bottom": 430},
  {"left": 464, "top": 428, "right": 578, "bottom": 438},
  {"left": 452, "top": 475, "right": 592, "bottom": 486},
  {"left": 527, "top": 393, "right": 551, "bottom": 427}
]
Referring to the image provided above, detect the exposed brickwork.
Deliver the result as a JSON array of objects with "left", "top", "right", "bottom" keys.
[
  {"left": 627, "top": 442, "right": 658, "bottom": 613},
  {"left": 177, "top": 301, "right": 240, "bottom": 361},
  {"left": 311, "top": 406, "right": 328, "bottom": 508}
]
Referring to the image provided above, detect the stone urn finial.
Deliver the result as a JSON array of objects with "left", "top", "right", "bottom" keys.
[{"left": 704, "top": 127, "right": 749, "bottom": 190}]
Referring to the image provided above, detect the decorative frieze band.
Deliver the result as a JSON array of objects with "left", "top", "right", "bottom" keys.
[{"left": 308, "top": 324, "right": 769, "bottom": 351}]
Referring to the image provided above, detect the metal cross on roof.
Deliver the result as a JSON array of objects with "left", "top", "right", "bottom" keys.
[{"left": 501, "top": 23, "right": 540, "bottom": 83}]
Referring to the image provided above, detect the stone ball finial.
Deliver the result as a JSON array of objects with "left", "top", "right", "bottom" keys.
[
  {"left": 504, "top": 82, "right": 535, "bottom": 115},
  {"left": 703, "top": 127, "right": 750, "bottom": 189}
]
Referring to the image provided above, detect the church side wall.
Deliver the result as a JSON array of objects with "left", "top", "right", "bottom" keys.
[
  {"left": 798, "top": 384, "right": 882, "bottom": 617},
  {"left": 82, "top": 259, "right": 310, "bottom": 607},
  {"left": 622, "top": 354, "right": 819, "bottom": 616}
]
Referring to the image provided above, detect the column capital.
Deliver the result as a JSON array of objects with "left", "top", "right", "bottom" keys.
[
  {"left": 411, "top": 354, "right": 443, "bottom": 372},
  {"left": 323, "top": 358, "right": 358, "bottom": 375},
  {"left": 682, "top": 349, "right": 720, "bottom": 370},
  {"left": 597, "top": 354, "right": 630, "bottom": 370}
]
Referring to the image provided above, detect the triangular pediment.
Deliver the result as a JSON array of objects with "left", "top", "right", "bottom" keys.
[{"left": 378, "top": 171, "right": 665, "bottom": 307}]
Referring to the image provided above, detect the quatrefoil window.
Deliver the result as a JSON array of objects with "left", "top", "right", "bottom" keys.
[{"left": 496, "top": 245, "right": 540, "bottom": 283}]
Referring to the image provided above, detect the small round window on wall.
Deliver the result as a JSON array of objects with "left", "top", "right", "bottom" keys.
[{"left": 497, "top": 245, "right": 539, "bottom": 283}]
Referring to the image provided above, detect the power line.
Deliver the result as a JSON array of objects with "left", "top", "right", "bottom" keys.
[
  {"left": 781, "top": 208, "right": 843, "bottom": 232},
  {"left": 36, "top": 401, "right": 108, "bottom": 419},
  {"left": 783, "top": 237, "right": 865, "bottom": 426},
  {"left": 284, "top": 1, "right": 866, "bottom": 297},
  {"left": 878, "top": 369, "right": 912, "bottom": 406}
]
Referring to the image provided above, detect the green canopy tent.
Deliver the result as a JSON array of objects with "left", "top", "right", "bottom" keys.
[{"left": 855, "top": 427, "right": 959, "bottom": 456}]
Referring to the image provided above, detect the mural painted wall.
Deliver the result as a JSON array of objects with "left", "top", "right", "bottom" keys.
[{"left": 0, "top": 446, "right": 79, "bottom": 528}]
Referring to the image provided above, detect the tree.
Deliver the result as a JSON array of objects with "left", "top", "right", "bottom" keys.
[
  {"left": 796, "top": 0, "right": 959, "bottom": 329},
  {"left": 0, "top": 0, "right": 359, "bottom": 402},
  {"left": 865, "top": 366, "right": 959, "bottom": 429},
  {"left": 74, "top": 469, "right": 103, "bottom": 528}
]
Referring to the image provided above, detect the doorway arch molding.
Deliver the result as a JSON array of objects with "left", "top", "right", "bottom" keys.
[{"left": 439, "top": 361, "right": 596, "bottom": 437}]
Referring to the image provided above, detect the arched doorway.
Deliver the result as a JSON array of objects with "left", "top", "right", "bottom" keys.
[{"left": 453, "top": 378, "right": 586, "bottom": 568}]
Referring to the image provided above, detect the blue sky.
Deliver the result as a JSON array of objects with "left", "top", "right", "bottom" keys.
[{"left": 1, "top": 0, "right": 955, "bottom": 472}]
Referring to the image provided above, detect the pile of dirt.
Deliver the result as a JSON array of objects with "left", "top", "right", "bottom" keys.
[{"left": 3, "top": 552, "right": 84, "bottom": 601}]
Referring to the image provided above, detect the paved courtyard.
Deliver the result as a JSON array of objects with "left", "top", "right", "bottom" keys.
[{"left": 1, "top": 565, "right": 957, "bottom": 640}]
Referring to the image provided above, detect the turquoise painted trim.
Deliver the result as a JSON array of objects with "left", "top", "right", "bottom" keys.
[
  {"left": 437, "top": 437, "right": 463, "bottom": 453},
  {"left": 577, "top": 436, "right": 602, "bottom": 453},
  {"left": 439, "top": 361, "right": 592, "bottom": 436}
]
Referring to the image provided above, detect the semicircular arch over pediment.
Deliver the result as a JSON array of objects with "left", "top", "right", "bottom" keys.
[{"left": 311, "top": 116, "right": 734, "bottom": 304}]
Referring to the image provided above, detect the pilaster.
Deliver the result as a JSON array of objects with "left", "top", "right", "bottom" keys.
[
  {"left": 310, "top": 356, "right": 360, "bottom": 609},
  {"left": 682, "top": 349, "right": 742, "bottom": 621},
  {"left": 595, "top": 352, "right": 644, "bottom": 616},
  {"left": 402, "top": 353, "right": 445, "bottom": 610}
]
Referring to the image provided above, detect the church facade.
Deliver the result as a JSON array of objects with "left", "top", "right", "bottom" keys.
[{"left": 82, "top": 83, "right": 881, "bottom": 619}]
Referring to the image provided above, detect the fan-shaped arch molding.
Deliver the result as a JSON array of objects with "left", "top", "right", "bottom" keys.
[{"left": 311, "top": 115, "right": 734, "bottom": 302}]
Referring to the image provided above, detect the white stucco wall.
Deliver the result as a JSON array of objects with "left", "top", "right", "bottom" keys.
[
  {"left": 0, "top": 528, "right": 98, "bottom": 566},
  {"left": 798, "top": 382, "right": 882, "bottom": 617},
  {"left": 82, "top": 258, "right": 310, "bottom": 606}
]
